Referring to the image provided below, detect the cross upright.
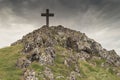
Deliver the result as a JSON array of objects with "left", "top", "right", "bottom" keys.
[{"left": 41, "top": 9, "right": 54, "bottom": 27}]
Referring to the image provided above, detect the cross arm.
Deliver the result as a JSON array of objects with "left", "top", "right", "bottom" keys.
[
  {"left": 49, "top": 14, "right": 54, "bottom": 17},
  {"left": 41, "top": 13, "right": 46, "bottom": 16}
]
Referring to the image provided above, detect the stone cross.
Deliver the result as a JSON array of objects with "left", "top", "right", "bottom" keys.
[{"left": 41, "top": 9, "right": 54, "bottom": 27}]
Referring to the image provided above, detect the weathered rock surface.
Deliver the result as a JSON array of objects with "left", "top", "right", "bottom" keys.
[
  {"left": 23, "top": 69, "right": 38, "bottom": 80},
  {"left": 16, "top": 57, "right": 31, "bottom": 69},
  {"left": 11, "top": 25, "right": 120, "bottom": 79},
  {"left": 39, "top": 47, "right": 55, "bottom": 65}
]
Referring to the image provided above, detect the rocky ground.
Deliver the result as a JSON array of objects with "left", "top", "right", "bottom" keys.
[{"left": 7, "top": 25, "right": 120, "bottom": 80}]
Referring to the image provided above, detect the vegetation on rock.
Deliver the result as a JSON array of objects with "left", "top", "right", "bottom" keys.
[{"left": 0, "top": 25, "right": 120, "bottom": 80}]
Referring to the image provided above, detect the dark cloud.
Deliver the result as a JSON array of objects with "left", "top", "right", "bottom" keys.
[
  {"left": 0, "top": 0, "right": 120, "bottom": 54},
  {"left": 0, "top": 0, "right": 120, "bottom": 25},
  {"left": 0, "top": 0, "right": 120, "bottom": 29}
]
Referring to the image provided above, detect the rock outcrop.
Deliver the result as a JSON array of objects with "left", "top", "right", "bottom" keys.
[
  {"left": 23, "top": 69, "right": 38, "bottom": 80},
  {"left": 11, "top": 25, "right": 120, "bottom": 80}
]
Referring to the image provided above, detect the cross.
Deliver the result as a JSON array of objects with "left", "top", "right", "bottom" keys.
[{"left": 41, "top": 9, "right": 54, "bottom": 27}]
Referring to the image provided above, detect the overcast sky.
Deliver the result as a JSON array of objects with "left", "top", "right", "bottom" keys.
[{"left": 0, "top": 0, "right": 120, "bottom": 55}]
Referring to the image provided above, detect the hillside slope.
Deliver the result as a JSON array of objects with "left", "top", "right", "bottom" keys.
[
  {"left": 0, "top": 25, "right": 120, "bottom": 80},
  {"left": 0, "top": 44, "right": 23, "bottom": 80}
]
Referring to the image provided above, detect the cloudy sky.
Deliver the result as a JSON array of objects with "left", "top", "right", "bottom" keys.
[{"left": 0, "top": 0, "right": 120, "bottom": 55}]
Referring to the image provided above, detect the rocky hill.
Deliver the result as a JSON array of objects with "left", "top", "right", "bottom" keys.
[{"left": 0, "top": 25, "right": 120, "bottom": 80}]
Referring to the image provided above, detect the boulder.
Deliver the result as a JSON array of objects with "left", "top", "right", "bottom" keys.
[
  {"left": 104, "top": 50, "right": 120, "bottom": 67},
  {"left": 66, "top": 37, "right": 79, "bottom": 51},
  {"left": 29, "top": 47, "right": 40, "bottom": 62},
  {"left": 39, "top": 49, "right": 55, "bottom": 65},
  {"left": 45, "top": 47, "right": 56, "bottom": 59},
  {"left": 34, "top": 36, "right": 43, "bottom": 47},
  {"left": 23, "top": 42, "right": 35, "bottom": 53}
]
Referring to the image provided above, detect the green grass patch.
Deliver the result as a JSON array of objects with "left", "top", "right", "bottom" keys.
[
  {"left": 79, "top": 60, "right": 120, "bottom": 80},
  {"left": 0, "top": 44, "right": 23, "bottom": 80},
  {"left": 29, "top": 62, "right": 44, "bottom": 72}
]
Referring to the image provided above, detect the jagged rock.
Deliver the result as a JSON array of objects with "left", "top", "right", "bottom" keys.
[
  {"left": 100, "top": 50, "right": 120, "bottom": 67},
  {"left": 29, "top": 47, "right": 40, "bottom": 62},
  {"left": 34, "top": 36, "right": 43, "bottom": 47},
  {"left": 38, "top": 47, "right": 55, "bottom": 65},
  {"left": 11, "top": 25, "right": 120, "bottom": 79},
  {"left": 16, "top": 57, "right": 31, "bottom": 68},
  {"left": 68, "top": 71, "right": 81, "bottom": 80},
  {"left": 45, "top": 47, "right": 56, "bottom": 59},
  {"left": 12, "top": 25, "right": 120, "bottom": 60},
  {"left": 91, "top": 42, "right": 103, "bottom": 54},
  {"left": 66, "top": 37, "right": 79, "bottom": 51},
  {"left": 75, "top": 51, "right": 90, "bottom": 61},
  {"left": 39, "top": 53, "right": 46, "bottom": 65},
  {"left": 44, "top": 38, "right": 57, "bottom": 47},
  {"left": 23, "top": 69, "right": 38, "bottom": 80},
  {"left": 44, "top": 67, "right": 54, "bottom": 80},
  {"left": 39, "top": 52, "right": 54, "bottom": 65},
  {"left": 23, "top": 42, "right": 35, "bottom": 53}
]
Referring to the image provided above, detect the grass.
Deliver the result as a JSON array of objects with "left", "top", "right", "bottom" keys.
[
  {"left": 79, "top": 60, "right": 120, "bottom": 80},
  {"left": 0, "top": 44, "right": 23, "bottom": 80},
  {"left": 0, "top": 44, "right": 120, "bottom": 80}
]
